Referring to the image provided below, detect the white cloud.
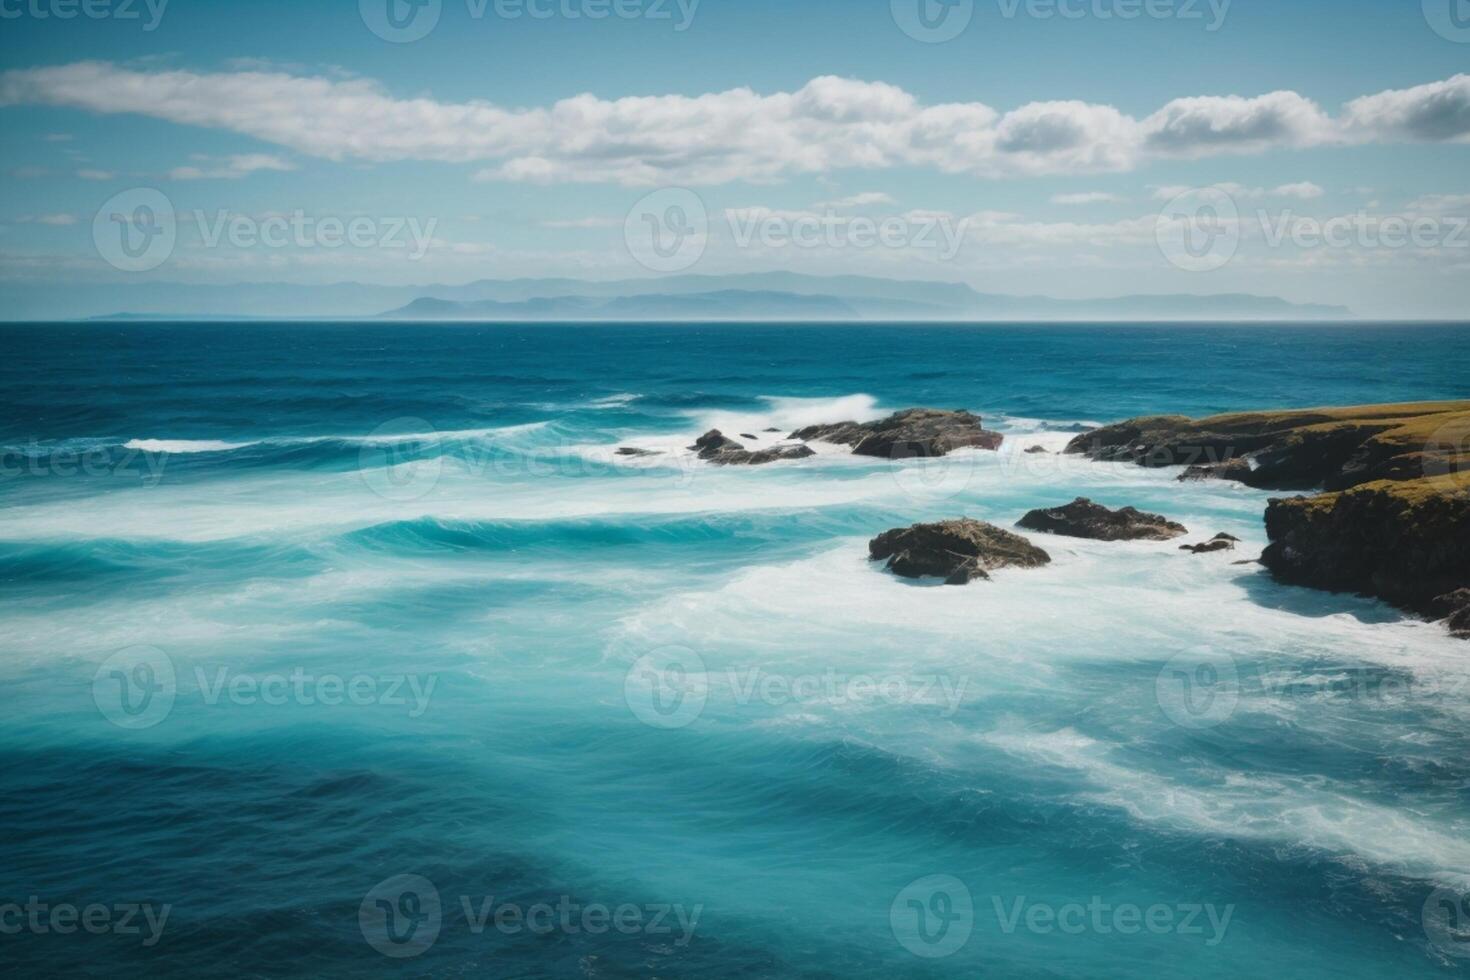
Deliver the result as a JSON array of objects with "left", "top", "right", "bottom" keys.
[
  {"left": 3, "top": 63, "right": 1468, "bottom": 186},
  {"left": 1051, "top": 192, "right": 1123, "bottom": 205},
  {"left": 1406, "top": 193, "right": 1470, "bottom": 214},
  {"left": 76, "top": 168, "right": 115, "bottom": 180},
  {"left": 1152, "top": 181, "right": 1323, "bottom": 201},
  {"left": 167, "top": 153, "right": 296, "bottom": 180},
  {"left": 540, "top": 217, "right": 621, "bottom": 229},
  {"left": 814, "top": 192, "right": 896, "bottom": 209},
  {"left": 1341, "top": 74, "right": 1470, "bottom": 143},
  {"left": 1271, "top": 181, "right": 1325, "bottom": 199},
  {"left": 18, "top": 214, "right": 79, "bottom": 225}
]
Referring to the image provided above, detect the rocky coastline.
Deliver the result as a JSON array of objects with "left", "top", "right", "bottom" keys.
[{"left": 1064, "top": 401, "right": 1470, "bottom": 638}]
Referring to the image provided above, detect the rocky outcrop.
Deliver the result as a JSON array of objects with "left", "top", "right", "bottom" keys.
[
  {"left": 869, "top": 519, "right": 1051, "bottom": 585},
  {"left": 1180, "top": 533, "right": 1240, "bottom": 554},
  {"left": 1066, "top": 401, "right": 1470, "bottom": 491},
  {"left": 794, "top": 409, "right": 1004, "bottom": 459},
  {"left": 1025, "top": 446, "right": 1049, "bottom": 455},
  {"left": 1018, "top": 498, "right": 1188, "bottom": 542},
  {"left": 689, "top": 430, "right": 816, "bottom": 466},
  {"left": 1261, "top": 477, "right": 1470, "bottom": 629},
  {"left": 1434, "top": 590, "right": 1470, "bottom": 638},
  {"left": 616, "top": 447, "right": 659, "bottom": 458},
  {"left": 1178, "top": 459, "right": 1252, "bottom": 483}
]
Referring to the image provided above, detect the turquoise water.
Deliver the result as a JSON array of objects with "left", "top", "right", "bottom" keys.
[{"left": 2, "top": 322, "right": 1469, "bottom": 978}]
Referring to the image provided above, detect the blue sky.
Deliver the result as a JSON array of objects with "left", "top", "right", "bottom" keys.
[{"left": 1, "top": 0, "right": 1468, "bottom": 316}]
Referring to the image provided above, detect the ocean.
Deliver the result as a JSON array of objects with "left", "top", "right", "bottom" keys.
[{"left": 2, "top": 321, "right": 1469, "bottom": 978}]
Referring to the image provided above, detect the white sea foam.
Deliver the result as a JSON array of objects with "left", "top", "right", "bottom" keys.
[
  {"left": 982, "top": 726, "right": 1470, "bottom": 889},
  {"left": 124, "top": 439, "right": 256, "bottom": 453}
]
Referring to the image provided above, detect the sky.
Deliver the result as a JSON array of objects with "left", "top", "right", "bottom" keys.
[{"left": 1, "top": 0, "right": 1468, "bottom": 317}]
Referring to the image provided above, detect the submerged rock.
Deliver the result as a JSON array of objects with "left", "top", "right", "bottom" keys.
[
  {"left": 689, "top": 429, "right": 815, "bottom": 466},
  {"left": 794, "top": 408, "right": 1004, "bottom": 459},
  {"left": 869, "top": 519, "right": 1051, "bottom": 585},
  {"left": 1261, "top": 477, "right": 1470, "bottom": 636},
  {"left": 1025, "top": 446, "right": 1049, "bottom": 455},
  {"left": 1180, "top": 533, "right": 1240, "bottom": 554},
  {"left": 1018, "top": 497, "right": 1188, "bottom": 542},
  {"left": 616, "top": 447, "right": 659, "bottom": 458}
]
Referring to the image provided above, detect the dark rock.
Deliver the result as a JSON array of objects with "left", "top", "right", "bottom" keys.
[
  {"left": 615, "top": 447, "right": 659, "bottom": 458},
  {"left": 1434, "top": 590, "right": 1470, "bottom": 638},
  {"left": 690, "top": 430, "right": 743, "bottom": 457},
  {"left": 1018, "top": 497, "right": 1188, "bottom": 542},
  {"left": 740, "top": 433, "right": 759, "bottom": 441},
  {"left": 690, "top": 429, "right": 816, "bottom": 466},
  {"left": 1025, "top": 446, "right": 1049, "bottom": 455},
  {"left": 1181, "top": 533, "right": 1241, "bottom": 554},
  {"left": 869, "top": 519, "right": 1051, "bottom": 585},
  {"left": 763, "top": 427, "right": 782, "bottom": 433},
  {"left": 1261, "top": 480, "right": 1470, "bottom": 633},
  {"left": 794, "top": 408, "right": 1004, "bottom": 460},
  {"left": 1179, "top": 459, "right": 1252, "bottom": 483}
]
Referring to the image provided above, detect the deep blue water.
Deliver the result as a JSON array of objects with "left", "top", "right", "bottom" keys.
[{"left": 2, "top": 322, "right": 1469, "bottom": 978}]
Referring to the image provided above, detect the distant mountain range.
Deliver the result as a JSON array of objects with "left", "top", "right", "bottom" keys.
[{"left": 1, "top": 272, "right": 1354, "bottom": 321}]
